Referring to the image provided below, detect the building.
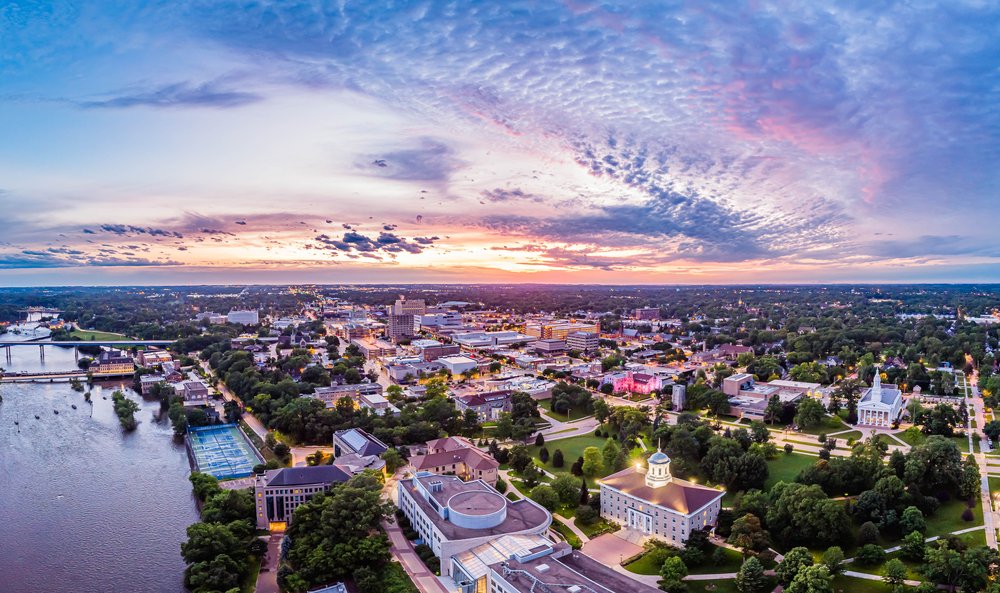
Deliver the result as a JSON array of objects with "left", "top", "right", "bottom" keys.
[
  {"left": 452, "top": 331, "right": 534, "bottom": 349},
  {"left": 532, "top": 339, "right": 566, "bottom": 354},
  {"left": 671, "top": 384, "right": 686, "bottom": 411},
  {"left": 351, "top": 338, "right": 397, "bottom": 360},
  {"left": 408, "top": 436, "right": 500, "bottom": 485},
  {"left": 307, "top": 584, "right": 347, "bottom": 593},
  {"left": 254, "top": 465, "right": 352, "bottom": 529},
  {"left": 857, "top": 372, "right": 903, "bottom": 427},
  {"left": 452, "top": 535, "right": 658, "bottom": 593},
  {"left": 396, "top": 473, "right": 551, "bottom": 577},
  {"left": 136, "top": 349, "right": 173, "bottom": 367},
  {"left": 182, "top": 381, "right": 211, "bottom": 406},
  {"left": 602, "top": 371, "right": 663, "bottom": 395},
  {"left": 600, "top": 450, "right": 724, "bottom": 546},
  {"left": 227, "top": 310, "right": 260, "bottom": 325},
  {"left": 418, "top": 312, "right": 464, "bottom": 329},
  {"left": 439, "top": 355, "right": 479, "bottom": 375},
  {"left": 566, "top": 330, "right": 600, "bottom": 352},
  {"left": 332, "top": 428, "right": 388, "bottom": 459},
  {"left": 454, "top": 390, "right": 513, "bottom": 421},
  {"left": 91, "top": 349, "right": 135, "bottom": 375},
  {"left": 387, "top": 296, "right": 426, "bottom": 342},
  {"left": 308, "top": 382, "right": 384, "bottom": 408},
  {"left": 634, "top": 307, "right": 660, "bottom": 320},
  {"left": 524, "top": 321, "right": 599, "bottom": 340},
  {"left": 412, "top": 339, "right": 461, "bottom": 362},
  {"left": 139, "top": 374, "right": 166, "bottom": 395}
]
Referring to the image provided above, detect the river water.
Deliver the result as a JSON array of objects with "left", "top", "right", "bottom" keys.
[{"left": 0, "top": 342, "right": 198, "bottom": 593}]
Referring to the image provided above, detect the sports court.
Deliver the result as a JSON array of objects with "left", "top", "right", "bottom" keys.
[{"left": 186, "top": 424, "right": 264, "bottom": 480}]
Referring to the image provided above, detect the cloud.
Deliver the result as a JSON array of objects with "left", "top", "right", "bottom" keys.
[
  {"left": 359, "top": 138, "right": 463, "bottom": 182},
  {"left": 79, "top": 81, "right": 262, "bottom": 109},
  {"left": 480, "top": 188, "right": 544, "bottom": 203},
  {"left": 312, "top": 230, "right": 437, "bottom": 257}
]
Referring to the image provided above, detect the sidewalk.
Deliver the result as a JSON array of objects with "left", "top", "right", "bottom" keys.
[{"left": 383, "top": 519, "right": 450, "bottom": 593}]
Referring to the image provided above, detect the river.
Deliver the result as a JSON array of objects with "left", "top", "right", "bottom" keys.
[{"left": 0, "top": 341, "right": 199, "bottom": 593}]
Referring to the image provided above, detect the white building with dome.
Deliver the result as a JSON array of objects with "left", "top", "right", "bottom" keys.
[
  {"left": 857, "top": 371, "right": 903, "bottom": 427},
  {"left": 599, "top": 450, "right": 725, "bottom": 546}
]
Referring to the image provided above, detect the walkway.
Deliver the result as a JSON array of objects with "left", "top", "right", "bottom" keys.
[
  {"left": 967, "top": 375, "right": 998, "bottom": 549},
  {"left": 383, "top": 519, "right": 450, "bottom": 593}
]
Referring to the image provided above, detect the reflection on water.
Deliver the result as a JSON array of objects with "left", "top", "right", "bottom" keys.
[{"left": 0, "top": 342, "right": 198, "bottom": 593}]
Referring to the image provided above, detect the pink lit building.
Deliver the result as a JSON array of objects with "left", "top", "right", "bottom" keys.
[{"left": 603, "top": 371, "right": 663, "bottom": 395}]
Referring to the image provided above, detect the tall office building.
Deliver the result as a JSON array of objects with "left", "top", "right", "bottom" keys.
[{"left": 386, "top": 296, "right": 426, "bottom": 342}]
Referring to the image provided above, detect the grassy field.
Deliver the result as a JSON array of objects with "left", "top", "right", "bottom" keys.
[
  {"left": 68, "top": 328, "right": 129, "bottom": 341},
  {"left": 551, "top": 518, "right": 583, "bottom": 549},
  {"left": 799, "top": 415, "right": 849, "bottom": 435},
  {"left": 625, "top": 544, "right": 742, "bottom": 576},
  {"left": 923, "top": 495, "right": 983, "bottom": 537},
  {"left": 896, "top": 428, "right": 970, "bottom": 452},
  {"left": 538, "top": 398, "right": 593, "bottom": 422},
  {"left": 765, "top": 452, "right": 817, "bottom": 489},
  {"left": 830, "top": 575, "right": 893, "bottom": 593},
  {"left": 623, "top": 553, "right": 661, "bottom": 575},
  {"left": 528, "top": 432, "right": 645, "bottom": 476}
]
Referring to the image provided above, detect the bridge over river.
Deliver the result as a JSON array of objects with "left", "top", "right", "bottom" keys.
[{"left": 0, "top": 339, "right": 175, "bottom": 363}]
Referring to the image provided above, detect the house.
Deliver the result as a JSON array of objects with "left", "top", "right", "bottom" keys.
[
  {"left": 600, "top": 450, "right": 724, "bottom": 546},
  {"left": 408, "top": 436, "right": 499, "bottom": 485},
  {"left": 396, "top": 473, "right": 551, "bottom": 577}
]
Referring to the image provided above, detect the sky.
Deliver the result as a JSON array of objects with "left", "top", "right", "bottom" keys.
[{"left": 1, "top": 0, "right": 999, "bottom": 286}]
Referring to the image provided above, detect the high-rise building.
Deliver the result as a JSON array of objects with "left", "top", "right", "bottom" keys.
[{"left": 386, "top": 296, "right": 426, "bottom": 341}]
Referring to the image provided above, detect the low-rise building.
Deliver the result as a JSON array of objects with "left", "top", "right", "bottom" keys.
[
  {"left": 91, "top": 349, "right": 135, "bottom": 375},
  {"left": 602, "top": 371, "right": 662, "bottom": 394},
  {"left": 454, "top": 390, "right": 513, "bottom": 421},
  {"left": 452, "top": 331, "right": 534, "bottom": 349},
  {"left": 566, "top": 330, "right": 600, "bottom": 352},
  {"left": 408, "top": 436, "right": 499, "bottom": 485},
  {"left": 857, "top": 372, "right": 903, "bottom": 427},
  {"left": 532, "top": 339, "right": 566, "bottom": 354},
  {"left": 396, "top": 473, "right": 551, "bottom": 577},
  {"left": 307, "top": 382, "right": 384, "bottom": 408},
  {"left": 600, "top": 450, "right": 724, "bottom": 546},
  {"left": 227, "top": 310, "right": 260, "bottom": 325},
  {"left": 439, "top": 355, "right": 479, "bottom": 375},
  {"left": 254, "top": 465, "right": 352, "bottom": 530},
  {"left": 136, "top": 349, "right": 173, "bottom": 367},
  {"left": 332, "top": 428, "right": 388, "bottom": 460},
  {"left": 182, "top": 380, "right": 211, "bottom": 406}
]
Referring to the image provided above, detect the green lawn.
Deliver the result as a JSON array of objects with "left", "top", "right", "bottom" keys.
[
  {"left": 989, "top": 476, "right": 1000, "bottom": 498},
  {"left": 576, "top": 517, "right": 619, "bottom": 538},
  {"left": 923, "top": 496, "right": 983, "bottom": 537},
  {"left": 688, "top": 545, "right": 744, "bottom": 575},
  {"left": 765, "top": 452, "right": 817, "bottom": 489},
  {"left": 538, "top": 398, "right": 593, "bottom": 422},
  {"left": 529, "top": 432, "right": 644, "bottom": 476},
  {"left": 799, "top": 415, "right": 849, "bottom": 435},
  {"left": 833, "top": 430, "right": 864, "bottom": 442},
  {"left": 896, "top": 428, "right": 970, "bottom": 452},
  {"left": 623, "top": 553, "right": 661, "bottom": 575},
  {"left": 551, "top": 518, "right": 582, "bottom": 549},
  {"left": 830, "top": 575, "right": 893, "bottom": 593},
  {"left": 686, "top": 579, "right": 759, "bottom": 593},
  {"left": 68, "top": 328, "right": 129, "bottom": 341}
]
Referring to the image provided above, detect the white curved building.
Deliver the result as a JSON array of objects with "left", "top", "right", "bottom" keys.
[{"left": 397, "top": 472, "right": 552, "bottom": 576}]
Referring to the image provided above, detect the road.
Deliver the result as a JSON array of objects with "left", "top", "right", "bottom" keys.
[
  {"left": 254, "top": 534, "right": 282, "bottom": 593},
  {"left": 964, "top": 371, "right": 998, "bottom": 549}
]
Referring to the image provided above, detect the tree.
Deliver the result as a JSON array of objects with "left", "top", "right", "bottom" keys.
[
  {"left": 529, "top": 484, "right": 559, "bottom": 511},
  {"left": 509, "top": 445, "right": 534, "bottom": 473},
  {"left": 728, "top": 513, "right": 768, "bottom": 554},
  {"left": 381, "top": 448, "right": 406, "bottom": 474},
  {"left": 785, "top": 564, "right": 833, "bottom": 593},
  {"left": 552, "top": 449, "right": 565, "bottom": 468},
  {"left": 601, "top": 438, "right": 623, "bottom": 473},
  {"left": 883, "top": 558, "right": 907, "bottom": 591},
  {"left": 904, "top": 436, "right": 964, "bottom": 494},
  {"left": 767, "top": 483, "right": 850, "bottom": 548},
  {"left": 855, "top": 544, "right": 885, "bottom": 566},
  {"left": 659, "top": 556, "right": 688, "bottom": 592},
  {"left": 960, "top": 454, "right": 981, "bottom": 500},
  {"left": 900, "top": 506, "right": 926, "bottom": 535},
  {"left": 776, "top": 547, "right": 814, "bottom": 587},
  {"left": 571, "top": 456, "right": 584, "bottom": 476},
  {"left": 900, "top": 529, "right": 926, "bottom": 562},
  {"left": 520, "top": 463, "right": 543, "bottom": 488},
  {"left": 582, "top": 446, "right": 604, "bottom": 476},
  {"left": 735, "top": 556, "right": 768, "bottom": 593},
  {"left": 539, "top": 447, "right": 550, "bottom": 463},
  {"left": 535, "top": 433, "right": 545, "bottom": 447},
  {"left": 551, "top": 475, "right": 583, "bottom": 505},
  {"left": 794, "top": 397, "right": 825, "bottom": 430},
  {"left": 858, "top": 521, "right": 879, "bottom": 546},
  {"left": 820, "top": 547, "right": 844, "bottom": 576}
]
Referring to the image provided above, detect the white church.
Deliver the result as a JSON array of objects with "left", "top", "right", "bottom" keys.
[
  {"left": 856, "top": 371, "right": 903, "bottom": 427},
  {"left": 599, "top": 450, "right": 724, "bottom": 546}
]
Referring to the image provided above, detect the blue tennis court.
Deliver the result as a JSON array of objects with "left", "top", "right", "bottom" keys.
[{"left": 187, "top": 424, "right": 263, "bottom": 480}]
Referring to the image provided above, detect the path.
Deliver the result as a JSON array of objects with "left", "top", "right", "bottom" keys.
[
  {"left": 254, "top": 534, "right": 282, "bottom": 593},
  {"left": 966, "top": 373, "right": 998, "bottom": 549},
  {"left": 383, "top": 519, "right": 450, "bottom": 593},
  {"left": 199, "top": 360, "right": 268, "bottom": 440}
]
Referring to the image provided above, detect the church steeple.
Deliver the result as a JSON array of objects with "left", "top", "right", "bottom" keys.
[{"left": 872, "top": 366, "right": 882, "bottom": 398}]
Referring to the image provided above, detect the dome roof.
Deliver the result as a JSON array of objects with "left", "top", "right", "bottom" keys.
[{"left": 648, "top": 450, "right": 671, "bottom": 464}]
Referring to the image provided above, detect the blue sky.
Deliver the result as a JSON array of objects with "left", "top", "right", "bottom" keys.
[{"left": 1, "top": 1, "right": 999, "bottom": 285}]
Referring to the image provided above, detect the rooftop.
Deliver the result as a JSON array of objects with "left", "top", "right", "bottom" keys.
[
  {"left": 600, "top": 467, "right": 724, "bottom": 515},
  {"left": 263, "top": 465, "right": 351, "bottom": 487}
]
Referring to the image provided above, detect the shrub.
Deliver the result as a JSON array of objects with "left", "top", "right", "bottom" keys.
[
  {"left": 495, "top": 478, "right": 508, "bottom": 494},
  {"left": 552, "top": 449, "right": 565, "bottom": 468},
  {"left": 784, "top": 443, "right": 794, "bottom": 454},
  {"left": 576, "top": 505, "right": 599, "bottom": 525},
  {"left": 539, "top": 447, "right": 550, "bottom": 463},
  {"left": 818, "top": 449, "right": 830, "bottom": 460},
  {"left": 855, "top": 544, "right": 886, "bottom": 566},
  {"left": 817, "top": 433, "right": 827, "bottom": 443},
  {"left": 962, "top": 507, "right": 975, "bottom": 522},
  {"left": 858, "top": 521, "right": 879, "bottom": 545}
]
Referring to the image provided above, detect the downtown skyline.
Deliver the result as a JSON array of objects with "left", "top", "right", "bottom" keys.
[{"left": 2, "top": 1, "right": 1000, "bottom": 286}]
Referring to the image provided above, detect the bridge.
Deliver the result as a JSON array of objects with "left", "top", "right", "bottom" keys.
[
  {"left": 0, "top": 369, "right": 135, "bottom": 383},
  {"left": 0, "top": 339, "right": 174, "bottom": 363}
]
